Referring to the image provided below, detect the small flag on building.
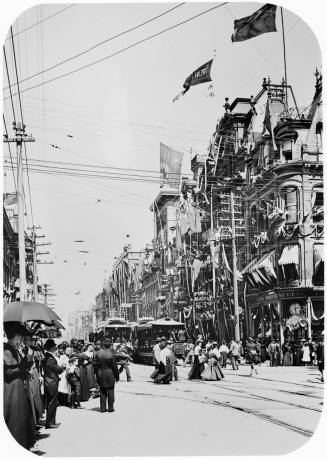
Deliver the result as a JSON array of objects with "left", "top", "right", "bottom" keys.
[
  {"left": 3, "top": 192, "right": 18, "bottom": 206},
  {"left": 231, "top": 4, "right": 277, "bottom": 42},
  {"left": 173, "top": 59, "right": 213, "bottom": 102},
  {"left": 160, "top": 143, "right": 183, "bottom": 189}
]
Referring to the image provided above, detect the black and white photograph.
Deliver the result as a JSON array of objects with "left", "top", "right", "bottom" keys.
[{"left": 1, "top": 1, "right": 325, "bottom": 458}]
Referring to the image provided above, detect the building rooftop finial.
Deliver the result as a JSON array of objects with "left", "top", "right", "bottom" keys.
[{"left": 223, "top": 97, "right": 231, "bottom": 113}]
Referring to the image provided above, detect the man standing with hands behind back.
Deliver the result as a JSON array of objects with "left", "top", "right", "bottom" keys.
[
  {"left": 94, "top": 338, "right": 119, "bottom": 412},
  {"left": 43, "top": 339, "right": 66, "bottom": 429}
]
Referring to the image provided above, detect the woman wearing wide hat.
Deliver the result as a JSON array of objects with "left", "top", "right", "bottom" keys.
[{"left": 3, "top": 322, "right": 36, "bottom": 449}]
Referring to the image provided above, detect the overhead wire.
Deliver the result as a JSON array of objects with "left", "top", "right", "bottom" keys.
[
  {"left": 10, "top": 24, "right": 34, "bottom": 227},
  {"left": 4, "top": 2, "right": 186, "bottom": 90},
  {"left": 5, "top": 4, "right": 76, "bottom": 41},
  {"left": 3, "top": 45, "right": 16, "bottom": 124},
  {"left": 4, "top": 2, "right": 229, "bottom": 99},
  {"left": 3, "top": 114, "right": 17, "bottom": 191},
  {"left": 3, "top": 98, "right": 211, "bottom": 138}
]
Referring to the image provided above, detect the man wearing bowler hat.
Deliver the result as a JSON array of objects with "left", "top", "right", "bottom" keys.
[
  {"left": 43, "top": 339, "right": 66, "bottom": 429},
  {"left": 94, "top": 338, "right": 119, "bottom": 412}
]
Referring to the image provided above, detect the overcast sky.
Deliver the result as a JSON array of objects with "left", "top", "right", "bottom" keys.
[{"left": 2, "top": 2, "right": 322, "bottom": 325}]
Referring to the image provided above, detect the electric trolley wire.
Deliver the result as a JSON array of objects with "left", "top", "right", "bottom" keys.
[
  {"left": 3, "top": 114, "right": 17, "bottom": 191},
  {"left": 4, "top": 3, "right": 186, "bottom": 90},
  {"left": 3, "top": 45, "right": 17, "bottom": 124},
  {"left": 10, "top": 25, "right": 34, "bottom": 226},
  {"left": 3, "top": 98, "right": 210, "bottom": 138},
  {"left": 5, "top": 4, "right": 76, "bottom": 41},
  {"left": 4, "top": 2, "right": 228, "bottom": 99},
  {"left": 3, "top": 161, "right": 293, "bottom": 199}
]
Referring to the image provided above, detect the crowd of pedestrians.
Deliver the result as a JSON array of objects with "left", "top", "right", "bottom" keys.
[
  {"left": 165, "top": 335, "right": 325, "bottom": 379},
  {"left": 3, "top": 322, "right": 133, "bottom": 452},
  {"left": 3, "top": 322, "right": 324, "bottom": 452}
]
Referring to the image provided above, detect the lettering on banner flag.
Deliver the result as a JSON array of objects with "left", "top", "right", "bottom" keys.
[
  {"left": 160, "top": 143, "right": 183, "bottom": 189},
  {"left": 173, "top": 59, "right": 213, "bottom": 102},
  {"left": 231, "top": 4, "right": 277, "bottom": 43}
]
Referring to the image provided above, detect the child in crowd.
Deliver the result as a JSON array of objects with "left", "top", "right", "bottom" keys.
[{"left": 67, "top": 356, "right": 81, "bottom": 409}]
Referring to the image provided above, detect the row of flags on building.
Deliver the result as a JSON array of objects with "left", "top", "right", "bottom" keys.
[
  {"left": 173, "top": 3, "right": 277, "bottom": 102},
  {"left": 163, "top": 4, "right": 279, "bottom": 188}
]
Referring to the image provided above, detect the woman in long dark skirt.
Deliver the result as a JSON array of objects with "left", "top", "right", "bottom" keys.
[
  {"left": 152, "top": 341, "right": 173, "bottom": 384},
  {"left": 282, "top": 342, "right": 293, "bottom": 366},
  {"left": 84, "top": 344, "right": 96, "bottom": 390},
  {"left": 4, "top": 323, "right": 36, "bottom": 450},
  {"left": 77, "top": 347, "right": 90, "bottom": 402},
  {"left": 188, "top": 340, "right": 205, "bottom": 380}
]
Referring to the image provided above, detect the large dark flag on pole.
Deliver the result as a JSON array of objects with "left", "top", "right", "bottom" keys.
[
  {"left": 173, "top": 59, "right": 213, "bottom": 102},
  {"left": 160, "top": 143, "right": 183, "bottom": 189},
  {"left": 231, "top": 4, "right": 277, "bottom": 42}
]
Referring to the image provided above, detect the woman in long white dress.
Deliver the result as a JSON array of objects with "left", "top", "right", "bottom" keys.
[
  {"left": 302, "top": 342, "right": 311, "bottom": 366},
  {"left": 58, "top": 345, "right": 69, "bottom": 405},
  {"left": 201, "top": 343, "right": 225, "bottom": 381}
]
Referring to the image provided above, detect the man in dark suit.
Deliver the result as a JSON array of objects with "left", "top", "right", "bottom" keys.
[
  {"left": 94, "top": 338, "right": 119, "bottom": 412},
  {"left": 42, "top": 339, "right": 66, "bottom": 428}
]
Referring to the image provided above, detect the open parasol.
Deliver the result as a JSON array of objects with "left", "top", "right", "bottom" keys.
[{"left": 3, "top": 301, "right": 62, "bottom": 325}]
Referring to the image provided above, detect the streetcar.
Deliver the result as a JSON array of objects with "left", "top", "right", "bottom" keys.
[
  {"left": 96, "top": 317, "right": 133, "bottom": 345},
  {"left": 134, "top": 317, "right": 186, "bottom": 364}
]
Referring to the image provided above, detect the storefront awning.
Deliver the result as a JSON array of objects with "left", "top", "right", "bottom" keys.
[
  {"left": 256, "top": 250, "right": 277, "bottom": 279},
  {"left": 241, "top": 258, "right": 258, "bottom": 274},
  {"left": 278, "top": 245, "right": 299, "bottom": 266},
  {"left": 242, "top": 251, "right": 276, "bottom": 286}
]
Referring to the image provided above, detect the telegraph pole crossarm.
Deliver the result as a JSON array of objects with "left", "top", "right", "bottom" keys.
[{"left": 3, "top": 122, "right": 35, "bottom": 301}]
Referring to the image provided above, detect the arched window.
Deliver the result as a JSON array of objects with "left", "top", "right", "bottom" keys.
[{"left": 281, "top": 187, "right": 298, "bottom": 223}]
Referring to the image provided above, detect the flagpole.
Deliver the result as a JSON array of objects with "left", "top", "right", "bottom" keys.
[{"left": 280, "top": 7, "right": 288, "bottom": 110}]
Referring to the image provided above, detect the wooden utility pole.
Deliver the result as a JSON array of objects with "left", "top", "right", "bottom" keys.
[
  {"left": 230, "top": 190, "right": 240, "bottom": 341},
  {"left": 210, "top": 185, "right": 216, "bottom": 298},
  {"left": 4, "top": 122, "right": 35, "bottom": 301}
]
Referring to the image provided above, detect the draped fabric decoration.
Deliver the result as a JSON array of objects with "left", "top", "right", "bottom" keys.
[
  {"left": 241, "top": 258, "right": 257, "bottom": 286},
  {"left": 256, "top": 250, "right": 277, "bottom": 279},
  {"left": 309, "top": 298, "right": 324, "bottom": 321},
  {"left": 222, "top": 244, "right": 243, "bottom": 281},
  {"left": 183, "top": 305, "right": 192, "bottom": 319},
  {"left": 191, "top": 259, "right": 204, "bottom": 291},
  {"left": 313, "top": 244, "right": 324, "bottom": 273},
  {"left": 270, "top": 304, "right": 279, "bottom": 321},
  {"left": 278, "top": 245, "right": 299, "bottom": 278},
  {"left": 211, "top": 243, "right": 219, "bottom": 269},
  {"left": 278, "top": 245, "right": 299, "bottom": 266},
  {"left": 242, "top": 251, "right": 276, "bottom": 287}
]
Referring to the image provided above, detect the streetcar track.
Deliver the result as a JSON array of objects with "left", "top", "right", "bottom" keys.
[
  {"left": 117, "top": 388, "right": 314, "bottom": 438},
  {"left": 132, "top": 364, "right": 323, "bottom": 390},
  {"left": 127, "top": 374, "right": 323, "bottom": 410},
  {"left": 235, "top": 373, "right": 323, "bottom": 388},
  {"left": 194, "top": 381, "right": 322, "bottom": 412},
  {"left": 130, "top": 366, "right": 323, "bottom": 414}
]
